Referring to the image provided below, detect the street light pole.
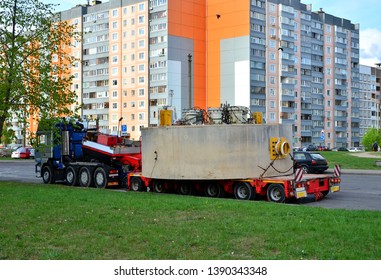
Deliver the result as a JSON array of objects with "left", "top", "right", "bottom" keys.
[{"left": 188, "top": 53, "right": 192, "bottom": 109}]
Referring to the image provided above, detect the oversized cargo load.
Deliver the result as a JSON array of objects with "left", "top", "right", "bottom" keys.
[{"left": 141, "top": 124, "right": 293, "bottom": 180}]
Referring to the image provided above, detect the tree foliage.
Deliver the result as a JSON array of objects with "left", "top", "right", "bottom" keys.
[
  {"left": 0, "top": 0, "right": 81, "bottom": 143},
  {"left": 362, "top": 127, "right": 381, "bottom": 151}
]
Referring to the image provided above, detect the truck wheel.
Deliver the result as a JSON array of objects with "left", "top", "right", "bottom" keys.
[
  {"left": 130, "top": 177, "right": 143, "bottom": 191},
  {"left": 267, "top": 184, "right": 286, "bottom": 203},
  {"left": 205, "top": 182, "right": 224, "bottom": 198},
  {"left": 153, "top": 180, "right": 165, "bottom": 193},
  {"left": 178, "top": 182, "right": 193, "bottom": 195},
  {"left": 94, "top": 167, "right": 107, "bottom": 188},
  {"left": 79, "top": 167, "right": 93, "bottom": 188},
  {"left": 234, "top": 182, "right": 255, "bottom": 200},
  {"left": 42, "top": 165, "right": 55, "bottom": 184},
  {"left": 65, "top": 166, "right": 78, "bottom": 186}
]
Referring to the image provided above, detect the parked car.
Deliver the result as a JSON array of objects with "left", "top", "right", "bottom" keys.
[
  {"left": 29, "top": 148, "right": 35, "bottom": 159},
  {"left": 293, "top": 151, "right": 329, "bottom": 174},
  {"left": 11, "top": 147, "right": 31, "bottom": 159},
  {"left": 332, "top": 147, "right": 348, "bottom": 152},
  {"left": 304, "top": 144, "right": 317, "bottom": 151},
  {"left": 317, "top": 146, "right": 331, "bottom": 151},
  {"left": 348, "top": 147, "right": 363, "bottom": 152}
]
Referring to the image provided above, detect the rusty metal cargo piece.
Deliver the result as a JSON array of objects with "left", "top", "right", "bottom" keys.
[{"left": 141, "top": 124, "right": 293, "bottom": 180}]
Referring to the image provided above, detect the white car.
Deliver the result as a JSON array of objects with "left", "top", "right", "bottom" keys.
[
  {"left": 348, "top": 147, "right": 363, "bottom": 152},
  {"left": 11, "top": 147, "right": 31, "bottom": 159}
]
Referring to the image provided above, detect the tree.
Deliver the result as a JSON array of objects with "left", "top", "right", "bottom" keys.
[
  {"left": 0, "top": 0, "right": 81, "bottom": 143},
  {"left": 362, "top": 128, "right": 381, "bottom": 151}
]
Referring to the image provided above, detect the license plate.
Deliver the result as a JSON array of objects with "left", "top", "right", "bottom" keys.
[
  {"left": 295, "top": 187, "right": 307, "bottom": 199},
  {"left": 107, "top": 182, "right": 119, "bottom": 186},
  {"left": 331, "top": 186, "right": 340, "bottom": 192}
]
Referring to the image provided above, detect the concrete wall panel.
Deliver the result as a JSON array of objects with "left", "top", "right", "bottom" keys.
[{"left": 141, "top": 124, "right": 293, "bottom": 180}]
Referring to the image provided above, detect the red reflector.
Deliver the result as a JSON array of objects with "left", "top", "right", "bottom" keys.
[
  {"left": 109, "top": 169, "right": 118, "bottom": 174},
  {"left": 311, "top": 160, "right": 317, "bottom": 165}
]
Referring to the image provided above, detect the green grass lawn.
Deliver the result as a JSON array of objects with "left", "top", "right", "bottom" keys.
[
  {"left": 319, "top": 151, "right": 381, "bottom": 170},
  {"left": 1, "top": 182, "right": 380, "bottom": 260}
]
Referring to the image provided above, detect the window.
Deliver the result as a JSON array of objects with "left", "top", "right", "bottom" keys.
[
  {"left": 112, "top": 9, "right": 118, "bottom": 17},
  {"left": 112, "top": 103, "right": 118, "bottom": 109},
  {"left": 112, "top": 21, "right": 118, "bottom": 29},
  {"left": 112, "top": 80, "right": 118, "bottom": 86},
  {"left": 138, "top": 3, "right": 145, "bottom": 11}
]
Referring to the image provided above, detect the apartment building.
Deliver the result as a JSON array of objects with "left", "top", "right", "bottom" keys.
[
  {"left": 359, "top": 65, "right": 381, "bottom": 141},
  {"left": 60, "top": 0, "right": 149, "bottom": 140},
  {"left": 54, "top": 0, "right": 366, "bottom": 147}
]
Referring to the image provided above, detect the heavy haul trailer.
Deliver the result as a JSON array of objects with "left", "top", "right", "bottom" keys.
[
  {"left": 127, "top": 124, "right": 341, "bottom": 203},
  {"left": 35, "top": 120, "right": 141, "bottom": 188}
]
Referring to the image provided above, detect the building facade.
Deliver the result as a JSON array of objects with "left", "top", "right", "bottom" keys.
[
  {"left": 60, "top": 0, "right": 150, "bottom": 140},
  {"left": 54, "top": 0, "right": 374, "bottom": 148},
  {"left": 359, "top": 65, "right": 381, "bottom": 141}
]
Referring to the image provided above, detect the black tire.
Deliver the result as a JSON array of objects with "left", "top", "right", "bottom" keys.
[
  {"left": 41, "top": 165, "right": 55, "bottom": 184},
  {"left": 205, "top": 182, "right": 224, "bottom": 198},
  {"left": 93, "top": 167, "right": 107, "bottom": 188},
  {"left": 152, "top": 180, "right": 165, "bottom": 193},
  {"left": 79, "top": 166, "right": 93, "bottom": 188},
  {"left": 322, "top": 190, "right": 329, "bottom": 197},
  {"left": 65, "top": 166, "right": 78, "bottom": 186},
  {"left": 234, "top": 182, "right": 255, "bottom": 200},
  {"left": 301, "top": 165, "right": 309, "bottom": 174},
  {"left": 178, "top": 182, "right": 193, "bottom": 195},
  {"left": 130, "top": 177, "right": 144, "bottom": 191},
  {"left": 267, "top": 184, "right": 286, "bottom": 203}
]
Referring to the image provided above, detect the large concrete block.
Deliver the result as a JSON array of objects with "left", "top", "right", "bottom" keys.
[{"left": 141, "top": 124, "right": 293, "bottom": 180}]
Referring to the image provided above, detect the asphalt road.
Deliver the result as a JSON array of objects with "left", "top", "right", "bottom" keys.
[{"left": 1, "top": 160, "right": 380, "bottom": 211}]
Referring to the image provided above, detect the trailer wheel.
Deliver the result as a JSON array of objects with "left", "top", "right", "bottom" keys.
[
  {"left": 153, "top": 180, "right": 165, "bottom": 193},
  {"left": 267, "top": 184, "right": 286, "bottom": 203},
  {"left": 94, "top": 167, "right": 107, "bottom": 188},
  {"left": 79, "top": 167, "right": 93, "bottom": 188},
  {"left": 205, "top": 182, "right": 224, "bottom": 198},
  {"left": 65, "top": 166, "right": 77, "bottom": 186},
  {"left": 130, "top": 177, "right": 144, "bottom": 192},
  {"left": 42, "top": 165, "right": 55, "bottom": 184},
  {"left": 178, "top": 182, "right": 193, "bottom": 195},
  {"left": 234, "top": 182, "right": 255, "bottom": 200}
]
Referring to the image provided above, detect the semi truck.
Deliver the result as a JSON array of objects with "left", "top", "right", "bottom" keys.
[{"left": 35, "top": 110, "right": 341, "bottom": 203}]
